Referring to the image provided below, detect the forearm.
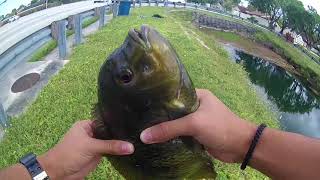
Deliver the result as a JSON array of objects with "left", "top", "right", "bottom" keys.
[
  {"left": 0, "top": 155, "right": 55, "bottom": 180},
  {"left": 249, "top": 127, "right": 320, "bottom": 179},
  {"left": 0, "top": 163, "right": 31, "bottom": 180}
]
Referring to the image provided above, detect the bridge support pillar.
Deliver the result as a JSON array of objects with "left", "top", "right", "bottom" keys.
[
  {"left": 99, "top": 6, "right": 106, "bottom": 29},
  {"left": 0, "top": 102, "right": 8, "bottom": 128},
  {"left": 74, "top": 14, "right": 83, "bottom": 45},
  {"left": 51, "top": 20, "right": 67, "bottom": 60},
  {"left": 164, "top": 0, "right": 168, "bottom": 7},
  {"left": 132, "top": 0, "right": 136, "bottom": 8},
  {"left": 112, "top": 2, "right": 119, "bottom": 18}
]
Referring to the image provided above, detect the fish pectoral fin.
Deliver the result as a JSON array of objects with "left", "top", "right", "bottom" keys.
[
  {"left": 164, "top": 100, "right": 187, "bottom": 117},
  {"left": 181, "top": 136, "right": 205, "bottom": 152}
]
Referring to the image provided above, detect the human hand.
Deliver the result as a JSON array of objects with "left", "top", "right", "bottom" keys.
[
  {"left": 38, "top": 120, "right": 134, "bottom": 180},
  {"left": 140, "top": 89, "right": 257, "bottom": 163}
]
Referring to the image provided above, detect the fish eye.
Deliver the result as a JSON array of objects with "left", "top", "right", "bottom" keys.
[
  {"left": 141, "top": 60, "right": 154, "bottom": 74},
  {"left": 143, "top": 65, "right": 151, "bottom": 73}
]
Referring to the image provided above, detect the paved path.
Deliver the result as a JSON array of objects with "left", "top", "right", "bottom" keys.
[{"left": 0, "top": 1, "right": 108, "bottom": 56}]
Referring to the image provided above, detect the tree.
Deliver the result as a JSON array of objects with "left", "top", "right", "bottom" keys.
[
  {"left": 222, "top": 0, "right": 240, "bottom": 11},
  {"left": 249, "top": 0, "right": 283, "bottom": 29},
  {"left": 247, "top": 4, "right": 256, "bottom": 11},
  {"left": 11, "top": 8, "right": 17, "bottom": 15},
  {"left": 0, "top": 15, "right": 4, "bottom": 21},
  {"left": 31, "top": 0, "right": 39, "bottom": 4},
  {"left": 18, "top": 4, "right": 26, "bottom": 12},
  {"left": 286, "top": 6, "right": 319, "bottom": 48},
  {"left": 247, "top": 16, "right": 258, "bottom": 24},
  {"left": 207, "top": 0, "right": 220, "bottom": 7},
  {"left": 278, "top": 0, "right": 297, "bottom": 34}
]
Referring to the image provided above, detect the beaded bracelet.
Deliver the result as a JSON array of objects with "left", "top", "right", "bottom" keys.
[{"left": 240, "top": 123, "right": 267, "bottom": 170}]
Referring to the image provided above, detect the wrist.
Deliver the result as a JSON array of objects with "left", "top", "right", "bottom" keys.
[
  {"left": 37, "top": 151, "right": 62, "bottom": 180},
  {"left": 231, "top": 119, "right": 257, "bottom": 163}
]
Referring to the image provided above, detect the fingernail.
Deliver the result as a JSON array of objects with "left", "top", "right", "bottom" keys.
[
  {"left": 121, "top": 143, "right": 134, "bottom": 154},
  {"left": 140, "top": 130, "right": 153, "bottom": 143}
]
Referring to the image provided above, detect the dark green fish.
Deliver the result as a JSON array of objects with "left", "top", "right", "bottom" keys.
[{"left": 93, "top": 25, "right": 216, "bottom": 180}]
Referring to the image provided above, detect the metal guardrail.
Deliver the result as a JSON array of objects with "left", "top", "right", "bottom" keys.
[
  {"left": 0, "top": 5, "right": 111, "bottom": 77},
  {"left": 0, "top": 3, "right": 115, "bottom": 128}
]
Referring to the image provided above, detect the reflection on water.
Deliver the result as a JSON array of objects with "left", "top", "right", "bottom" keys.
[{"left": 230, "top": 49, "right": 320, "bottom": 138}]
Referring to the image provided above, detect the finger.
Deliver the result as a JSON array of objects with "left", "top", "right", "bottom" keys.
[
  {"left": 89, "top": 139, "right": 134, "bottom": 155},
  {"left": 140, "top": 117, "right": 193, "bottom": 144}
]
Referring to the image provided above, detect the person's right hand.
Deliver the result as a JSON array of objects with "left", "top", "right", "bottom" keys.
[
  {"left": 140, "top": 89, "right": 257, "bottom": 163},
  {"left": 38, "top": 120, "right": 134, "bottom": 180}
]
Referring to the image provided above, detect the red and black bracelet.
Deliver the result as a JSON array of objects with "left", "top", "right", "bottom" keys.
[{"left": 240, "top": 123, "right": 267, "bottom": 170}]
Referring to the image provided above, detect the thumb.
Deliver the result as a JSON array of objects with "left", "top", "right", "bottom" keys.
[
  {"left": 140, "top": 117, "right": 193, "bottom": 144},
  {"left": 89, "top": 139, "right": 134, "bottom": 155}
]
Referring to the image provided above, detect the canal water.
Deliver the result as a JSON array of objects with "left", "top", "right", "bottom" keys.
[{"left": 226, "top": 46, "right": 320, "bottom": 138}]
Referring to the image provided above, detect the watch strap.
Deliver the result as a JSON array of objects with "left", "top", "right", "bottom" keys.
[{"left": 19, "top": 153, "right": 49, "bottom": 180}]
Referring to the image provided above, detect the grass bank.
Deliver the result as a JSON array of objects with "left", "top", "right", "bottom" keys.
[
  {"left": 188, "top": 9, "right": 320, "bottom": 95},
  {"left": 254, "top": 31, "right": 320, "bottom": 94},
  {"left": 28, "top": 16, "right": 100, "bottom": 62},
  {"left": 0, "top": 7, "right": 277, "bottom": 179}
]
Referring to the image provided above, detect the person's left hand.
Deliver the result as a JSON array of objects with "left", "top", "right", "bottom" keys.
[{"left": 38, "top": 120, "right": 134, "bottom": 180}]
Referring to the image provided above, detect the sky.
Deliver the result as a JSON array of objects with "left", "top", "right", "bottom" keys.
[
  {"left": 0, "top": 0, "right": 320, "bottom": 16},
  {"left": 0, "top": 0, "right": 31, "bottom": 16}
]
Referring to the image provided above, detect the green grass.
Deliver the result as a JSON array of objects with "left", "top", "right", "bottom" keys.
[
  {"left": 28, "top": 40, "right": 58, "bottom": 62},
  {"left": 0, "top": 7, "right": 277, "bottom": 179},
  {"left": 67, "top": 16, "right": 100, "bottom": 36},
  {"left": 83, "top": 16, "right": 99, "bottom": 28},
  {"left": 29, "top": 16, "right": 99, "bottom": 62},
  {"left": 206, "top": 30, "right": 242, "bottom": 42},
  {"left": 296, "top": 44, "right": 320, "bottom": 63}
]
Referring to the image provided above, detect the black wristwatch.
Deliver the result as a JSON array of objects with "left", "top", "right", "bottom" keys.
[{"left": 19, "top": 153, "right": 50, "bottom": 180}]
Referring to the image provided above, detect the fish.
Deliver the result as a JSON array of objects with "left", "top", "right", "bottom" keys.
[{"left": 93, "top": 25, "right": 216, "bottom": 180}]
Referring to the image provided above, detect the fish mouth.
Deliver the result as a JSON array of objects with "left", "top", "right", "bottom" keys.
[{"left": 129, "top": 25, "right": 151, "bottom": 50}]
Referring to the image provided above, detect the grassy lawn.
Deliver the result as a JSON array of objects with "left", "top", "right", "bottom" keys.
[
  {"left": 28, "top": 16, "right": 100, "bottom": 62},
  {"left": 0, "top": 7, "right": 277, "bottom": 179}
]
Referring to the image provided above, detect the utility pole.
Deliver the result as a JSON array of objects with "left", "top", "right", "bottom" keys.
[{"left": 45, "top": 0, "right": 48, "bottom": 9}]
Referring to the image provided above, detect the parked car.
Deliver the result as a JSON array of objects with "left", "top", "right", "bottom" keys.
[
  {"left": 168, "top": 0, "right": 186, "bottom": 4},
  {"left": 94, "top": 0, "right": 109, "bottom": 3},
  {"left": 8, "top": 15, "right": 19, "bottom": 23}
]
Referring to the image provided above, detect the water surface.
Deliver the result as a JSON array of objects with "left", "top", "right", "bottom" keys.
[{"left": 227, "top": 47, "right": 320, "bottom": 138}]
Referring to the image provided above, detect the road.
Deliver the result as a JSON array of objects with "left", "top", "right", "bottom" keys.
[{"left": 0, "top": 0, "right": 108, "bottom": 56}]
